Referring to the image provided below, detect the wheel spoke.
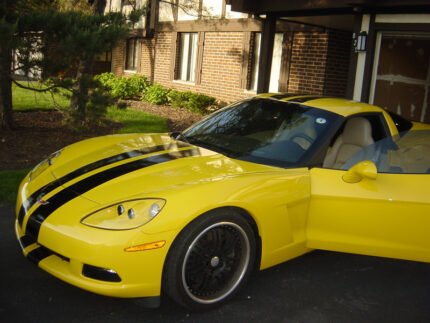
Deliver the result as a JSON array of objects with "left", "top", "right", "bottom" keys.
[{"left": 180, "top": 220, "right": 252, "bottom": 304}]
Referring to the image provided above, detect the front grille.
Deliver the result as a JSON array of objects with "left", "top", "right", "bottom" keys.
[{"left": 82, "top": 264, "right": 121, "bottom": 282}]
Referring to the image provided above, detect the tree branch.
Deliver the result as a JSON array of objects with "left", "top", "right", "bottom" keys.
[{"left": 12, "top": 79, "right": 59, "bottom": 93}]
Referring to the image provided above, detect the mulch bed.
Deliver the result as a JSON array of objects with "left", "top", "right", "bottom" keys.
[
  {"left": 0, "top": 102, "right": 203, "bottom": 170},
  {"left": 126, "top": 100, "right": 203, "bottom": 131}
]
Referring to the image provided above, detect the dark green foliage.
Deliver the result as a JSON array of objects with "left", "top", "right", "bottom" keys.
[
  {"left": 167, "top": 90, "right": 190, "bottom": 109},
  {"left": 67, "top": 77, "right": 115, "bottom": 127},
  {"left": 143, "top": 83, "right": 170, "bottom": 105},
  {"left": 1, "top": 0, "right": 141, "bottom": 129},
  {"left": 167, "top": 90, "right": 216, "bottom": 114},
  {"left": 185, "top": 92, "right": 216, "bottom": 114},
  {"left": 95, "top": 73, "right": 149, "bottom": 99}
]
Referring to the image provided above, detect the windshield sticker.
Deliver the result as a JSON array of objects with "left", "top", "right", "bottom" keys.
[{"left": 316, "top": 118, "right": 327, "bottom": 125}]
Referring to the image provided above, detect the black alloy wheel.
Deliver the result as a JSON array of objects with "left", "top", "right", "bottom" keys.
[{"left": 163, "top": 210, "right": 257, "bottom": 311}]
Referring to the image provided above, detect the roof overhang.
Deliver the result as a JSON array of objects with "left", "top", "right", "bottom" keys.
[{"left": 229, "top": 0, "right": 430, "bottom": 16}]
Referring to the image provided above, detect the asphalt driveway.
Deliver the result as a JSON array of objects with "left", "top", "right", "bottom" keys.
[{"left": 1, "top": 206, "right": 429, "bottom": 323}]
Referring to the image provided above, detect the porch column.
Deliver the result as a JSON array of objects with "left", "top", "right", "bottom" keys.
[{"left": 257, "top": 15, "right": 276, "bottom": 94}]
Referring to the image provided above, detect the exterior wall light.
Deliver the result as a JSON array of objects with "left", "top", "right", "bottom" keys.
[{"left": 354, "top": 31, "right": 367, "bottom": 52}]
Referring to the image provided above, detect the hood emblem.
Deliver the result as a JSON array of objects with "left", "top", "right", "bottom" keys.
[{"left": 37, "top": 198, "right": 50, "bottom": 206}]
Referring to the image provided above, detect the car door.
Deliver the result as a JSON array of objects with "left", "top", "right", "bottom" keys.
[{"left": 306, "top": 130, "right": 430, "bottom": 263}]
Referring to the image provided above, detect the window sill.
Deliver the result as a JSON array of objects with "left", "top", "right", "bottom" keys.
[
  {"left": 124, "top": 69, "right": 137, "bottom": 74},
  {"left": 173, "top": 80, "right": 196, "bottom": 86}
]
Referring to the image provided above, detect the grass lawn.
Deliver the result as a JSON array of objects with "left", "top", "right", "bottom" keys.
[
  {"left": 12, "top": 82, "right": 70, "bottom": 110},
  {"left": 0, "top": 169, "right": 29, "bottom": 207},
  {"left": 1, "top": 83, "right": 168, "bottom": 206},
  {"left": 107, "top": 106, "right": 168, "bottom": 133}
]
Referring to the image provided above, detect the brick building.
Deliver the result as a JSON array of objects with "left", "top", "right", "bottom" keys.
[
  {"left": 108, "top": 0, "right": 351, "bottom": 104},
  {"left": 108, "top": 1, "right": 430, "bottom": 124},
  {"left": 230, "top": 0, "right": 430, "bottom": 123}
]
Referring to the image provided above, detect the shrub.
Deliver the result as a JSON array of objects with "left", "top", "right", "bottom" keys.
[
  {"left": 143, "top": 83, "right": 169, "bottom": 105},
  {"left": 95, "top": 73, "right": 149, "bottom": 99},
  {"left": 167, "top": 89, "right": 190, "bottom": 109},
  {"left": 186, "top": 92, "right": 216, "bottom": 114},
  {"left": 125, "top": 74, "right": 150, "bottom": 97},
  {"left": 167, "top": 90, "right": 216, "bottom": 114}
]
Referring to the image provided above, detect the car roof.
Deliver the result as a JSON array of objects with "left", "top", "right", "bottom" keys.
[{"left": 257, "top": 93, "right": 384, "bottom": 117}]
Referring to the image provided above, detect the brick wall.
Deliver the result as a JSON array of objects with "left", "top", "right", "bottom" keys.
[
  {"left": 287, "top": 30, "right": 350, "bottom": 97},
  {"left": 324, "top": 30, "right": 351, "bottom": 97},
  {"left": 147, "top": 32, "right": 250, "bottom": 103},
  {"left": 111, "top": 40, "right": 125, "bottom": 75},
  {"left": 288, "top": 32, "right": 328, "bottom": 95},
  {"left": 111, "top": 29, "right": 351, "bottom": 103}
]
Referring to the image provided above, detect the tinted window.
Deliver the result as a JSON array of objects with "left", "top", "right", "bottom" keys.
[
  {"left": 387, "top": 111, "right": 413, "bottom": 133},
  {"left": 184, "top": 99, "right": 341, "bottom": 168},
  {"left": 342, "top": 130, "right": 430, "bottom": 174}
]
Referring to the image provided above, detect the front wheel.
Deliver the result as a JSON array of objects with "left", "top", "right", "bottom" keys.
[{"left": 163, "top": 210, "right": 257, "bottom": 311}]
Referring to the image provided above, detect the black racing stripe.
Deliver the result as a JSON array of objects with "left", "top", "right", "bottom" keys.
[
  {"left": 24, "top": 148, "right": 199, "bottom": 240},
  {"left": 270, "top": 93, "right": 304, "bottom": 100},
  {"left": 288, "top": 96, "right": 327, "bottom": 103},
  {"left": 18, "top": 142, "right": 191, "bottom": 226},
  {"left": 27, "top": 246, "right": 53, "bottom": 265},
  {"left": 19, "top": 235, "right": 36, "bottom": 249}
]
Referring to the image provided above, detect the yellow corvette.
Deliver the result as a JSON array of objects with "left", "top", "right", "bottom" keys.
[{"left": 15, "top": 95, "right": 430, "bottom": 310}]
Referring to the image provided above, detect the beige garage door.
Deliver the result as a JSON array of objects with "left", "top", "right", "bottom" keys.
[{"left": 370, "top": 33, "right": 430, "bottom": 123}]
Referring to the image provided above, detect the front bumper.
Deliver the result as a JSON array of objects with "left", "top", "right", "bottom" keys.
[{"left": 15, "top": 219, "right": 174, "bottom": 300}]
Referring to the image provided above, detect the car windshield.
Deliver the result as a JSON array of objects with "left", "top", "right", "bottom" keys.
[
  {"left": 183, "top": 98, "right": 341, "bottom": 167},
  {"left": 342, "top": 130, "right": 430, "bottom": 174}
]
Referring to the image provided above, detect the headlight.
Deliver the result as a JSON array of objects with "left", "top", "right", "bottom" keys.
[{"left": 81, "top": 199, "right": 166, "bottom": 230}]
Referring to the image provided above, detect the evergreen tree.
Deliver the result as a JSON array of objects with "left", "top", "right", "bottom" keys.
[
  {"left": 0, "top": 0, "right": 54, "bottom": 129},
  {"left": 0, "top": 0, "right": 142, "bottom": 129}
]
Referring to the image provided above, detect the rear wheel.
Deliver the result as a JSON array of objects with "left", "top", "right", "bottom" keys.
[{"left": 163, "top": 210, "right": 256, "bottom": 311}]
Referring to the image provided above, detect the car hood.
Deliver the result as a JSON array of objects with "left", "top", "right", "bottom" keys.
[{"left": 48, "top": 133, "right": 280, "bottom": 205}]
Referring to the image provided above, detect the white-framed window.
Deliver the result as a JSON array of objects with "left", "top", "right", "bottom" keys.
[
  {"left": 249, "top": 33, "right": 262, "bottom": 91},
  {"left": 125, "top": 38, "right": 139, "bottom": 71},
  {"left": 177, "top": 32, "right": 198, "bottom": 82},
  {"left": 249, "top": 32, "right": 284, "bottom": 92}
]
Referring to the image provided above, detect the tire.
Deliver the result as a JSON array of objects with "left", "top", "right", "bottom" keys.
[{"left": 163, "top": 209, "right": 256, "bottom": 311}]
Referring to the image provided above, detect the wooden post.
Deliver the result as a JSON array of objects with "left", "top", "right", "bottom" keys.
[{"left": 257, "top": 15, "right": 276, "bottom": 94}]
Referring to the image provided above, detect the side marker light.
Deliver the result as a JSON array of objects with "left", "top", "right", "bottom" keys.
[{"left": 124, "top": 240, "right": 166, "bottom": 252}]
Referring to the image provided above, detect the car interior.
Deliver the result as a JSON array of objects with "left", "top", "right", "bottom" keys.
[{"left": 323, "top": 114, "right": 389, "bottom": 169}]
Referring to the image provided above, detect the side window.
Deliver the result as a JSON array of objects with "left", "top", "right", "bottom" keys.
[
  {"left": 323, "top": 113, "right": 389, "bottom": 169},
  {"left": 387, "top": 111, "right": 413, "bottom": 133},
  {"left": 343, "top": 130, "right": 430, "bottom": 174}
]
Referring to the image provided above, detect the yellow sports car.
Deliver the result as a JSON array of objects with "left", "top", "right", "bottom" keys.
[{"left": 15, "top": 95, "right": 430, "bottom": 310}]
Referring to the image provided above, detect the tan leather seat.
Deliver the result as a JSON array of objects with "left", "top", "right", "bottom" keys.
[{"left": 323, "top": 117, "right": 374, "bottom": 169}]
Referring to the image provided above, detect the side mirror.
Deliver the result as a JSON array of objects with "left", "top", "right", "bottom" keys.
[{"left": 342, "top": 160, "right": 377, "bottom": 183}]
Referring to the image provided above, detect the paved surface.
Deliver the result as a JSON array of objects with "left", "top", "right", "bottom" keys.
[{"left": 1, "top": 206, "right": 429, "bottom": 323}]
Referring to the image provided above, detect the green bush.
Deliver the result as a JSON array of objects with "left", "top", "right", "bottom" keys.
[
  {"left": 95, "top": 73, "right": 149, "bottom": 99},
  {"left": 167, "top": 89, "right": 190, "bottom": 109},
  {"left": 143, "top": 83, "right": 169, "bottom": 105},
  {"left": 167, "top": 90, "right": 216, "bottom": 114},
  {"left": 186, "top": 92, "right": 216, "bottom": 114}
]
